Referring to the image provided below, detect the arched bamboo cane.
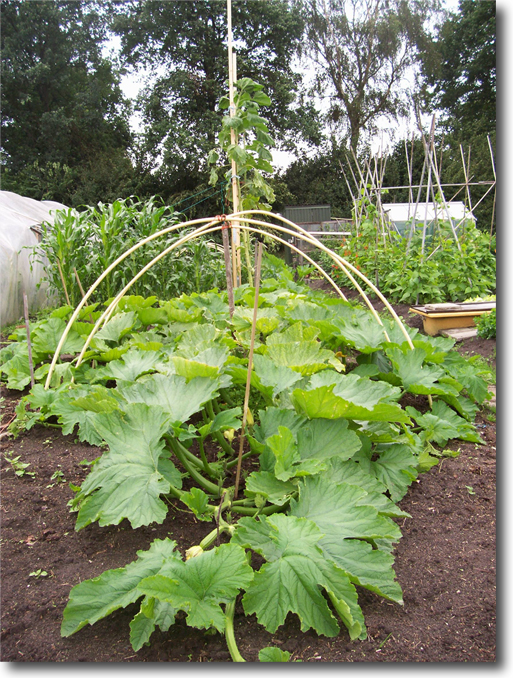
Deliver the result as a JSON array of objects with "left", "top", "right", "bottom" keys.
[
  {"left": 232, "top": 211, "right": 413, "bottom": 346},
  {"left": 43, "top": 216, "right": 220, "bottom": 389},
  {"left": 64, "top": 224, "right": 349, "bottom": 381},
  {"left": 45, "top": 211, "right": 414, "bottom": 389},
  {"left": 97, "top": 224, "right": 349, "bottom": 331}
]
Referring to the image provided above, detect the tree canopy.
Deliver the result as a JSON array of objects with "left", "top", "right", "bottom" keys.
[
  {"left": 423, "top": 0, "right": 496, "bottom": 138},
  {"left": 111, "top": 0, "right": 320, "bottom": 202},
  {"left": 301, "top": 0, "right": 441, "bottom": 151},
  {"left": 0, "top": 0, "right": 496, "bottom": 222},
  {"left": 1, "top": 0, "right": 133, "bottom": 205}
]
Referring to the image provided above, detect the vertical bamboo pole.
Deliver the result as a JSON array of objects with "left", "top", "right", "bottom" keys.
[
  {"left": 227, "top": 0, "right": 241, "bottom": 286},
  {"left": 460, "top": 144, "right": 474, "bottom": 234},
  {"left": 23, "top": 293, "right": 35, "bottom": 389},
  {"left": 234, "top": 242, "right": 263, "bottom": 499},
  {"left": 487, "top": 135, "right": 496, "bottom": 240},
  {"left": 221, "top": 223, "right": 235, "bottom": 318}
]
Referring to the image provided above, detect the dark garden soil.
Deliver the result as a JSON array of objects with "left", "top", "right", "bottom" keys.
[{"left": 0, "top": 285, "right": 496, "bottom": 663}]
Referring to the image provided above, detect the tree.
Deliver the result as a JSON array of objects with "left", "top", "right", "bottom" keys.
[
  {"left": 421, "top": 1, "right": 496, "bottom": 233},
  {"left": 277, "top": 142, "right": 353, "bottom": 216},
  {"left": 1, "top": 0, "right": 133, "bottom": 205},
  {"left": 301, "top": 0, "right": 440, "bottom": 151},
  {"left": 111, "top": 0, "right": 320, "bottom": 200},
  {"left": 423, "top": 0, "right": 495, "bottom": 138}
]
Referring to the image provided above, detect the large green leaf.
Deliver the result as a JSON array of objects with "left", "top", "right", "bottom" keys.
[
  {"left": 92, "top": 348, "right": 161, "bottom": 383},
  {"left": 231, "top": 307, "right": 281, "bottom": 335},
  {"left": 296, "top": 418, "right": 361, "bottom": 462},
  {"left": 386, "top": 346, "right": 459, "bottom": 396},
  {"left": 308, "top": 371, "right": 402, "bottom": 407},
  {"left": 61, "top": 538, "right": 181, "bottom": 637},
  {"left": 129, "top": 596, "right": 176, "bottom": 651},
  {"left": 290, "top": 476, "right": 401, "bottom": 542},
  {"left": 74, "top": 403, "right": 177, "bottom": 529},
  {"left": 32, "top": 316, "right": 86, "bottom": 356},
  {"left": 253, "top": 407, "right": 306, "bottom": 444},
  {"left": 291, "top": 385, "right": 411, "bottom": 423},
  {"left": 0, "top": 353, "right": 32, "bottom": 390},
  {"left": 172, "top": 347, "right": 228, "bottom": 381},
  {"left": 327, "top": 458, "right": 410, "bottom": 518},
  {"left": 264, "top": 322, "right": 333, "bottom": 375},
  {"left": 94, "top": 311, "right": 137, "bottom": 344},
  {"left": 138, "top": 543, "right": 253, "bottom": 632},
  {"left": 234, "top": 514, "right": 366, "bottom": 639},
  {"left": 266, "top": 426, "right": 301, "bottom": 481},
  {"left": 369, "top": 444, "right": 419, "bottom": 502},
  {"left": 50, "top": 388, "right": 106, "bottom": 445},
  {"left": 289, "top": 476, "right": 403, "bottom": 603},
  {"left": 258, "top": 647, "right": 291, "bottom": 662},
  {"left": 244, "top": 471, "right": 297, "bottom": 506},
  {"left": 118, "top": 373, "right": 219, "bottom": 426},
  {"left": 333, "top": 315, "right": 388, "bottom": 352},
  {"left": 252, "top": 354, "right": 303, "bottom": 399},
  {"left": 442, "top": 351, "right": 490, "bottom": 403},
  {"left": 407, "top": 401, "right": 483, "bottom": 446}
]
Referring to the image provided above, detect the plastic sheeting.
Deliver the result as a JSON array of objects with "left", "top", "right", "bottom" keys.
[{"left": 0, "top": 191, "right": 67, "bottom": 328}]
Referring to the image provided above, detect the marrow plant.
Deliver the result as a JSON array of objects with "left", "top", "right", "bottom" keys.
[{"left": 1, "top": 269, "right": 490, "bottom": 661}]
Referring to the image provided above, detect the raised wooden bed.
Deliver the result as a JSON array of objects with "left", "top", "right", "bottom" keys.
[{"left": 409, "top": 301, "right": 495, "bottom": 336}]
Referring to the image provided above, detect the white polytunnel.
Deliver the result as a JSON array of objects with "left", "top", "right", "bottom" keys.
[{"left": 0, "top": 190, "right": 67, "bottom": 328}]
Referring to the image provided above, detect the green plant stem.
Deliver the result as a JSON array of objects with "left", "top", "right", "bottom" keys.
[
  {"left": 164, "top": 434, "right": 203, "bottom": 470},
  {"left": 225, "top": 450, "right": 253, "bottom": 469},
  {"left": 230, "top": 502, "right": 286, "bottom": 517},
  {"left": 199, "top": 521, "right": 234, "bottom": 551},
  {"left": 165, "top": 484, "right": 185, "bottom": 501},
  {"left": 205, "top": 400, "right": 236, "bottom": 457},
  {"left": 198, "top": 437, "right": 214, "bottom": 477},
  {"left": 225, "top": 600, "right": 246, "bottom": 662},
  {"left": 220, "top": 388, "right": 236, "bottom": 407},
  {"left": 168, "top": 437, "right": 222, "bottom": 497}
]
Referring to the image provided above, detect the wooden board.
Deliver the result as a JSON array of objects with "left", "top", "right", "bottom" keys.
[
  {"left": 420, "top": 314, "right": 476, "bottom": 336},
  {"left": 440, "top": 327, "right": 479, "bottom": 341},
  {"left": 410, "top": 301, "right": 495, "bottom": 316},
  {"left": 409, "top": 301, "right": 495, "bottom": 336}
]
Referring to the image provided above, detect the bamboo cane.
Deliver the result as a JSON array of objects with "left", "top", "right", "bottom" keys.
[
  {"left": 227, "top": 0, "right": 241, "bottom": 286},
  {"left": 234, "top": 241, "right": 263, "bottom": 499},
  {"left": 23, "top": 292, "right": 35, "bottom": 389},
  {"left": 221, "top": 222, "right": 235, "bottom": 318},
  {"left": 45, "top": 211, "right": 419, "bottom": 389}
]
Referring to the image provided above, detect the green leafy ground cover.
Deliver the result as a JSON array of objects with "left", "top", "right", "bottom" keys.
[{"left": 0, "top": 273, "right": 491, "bottom": 661}]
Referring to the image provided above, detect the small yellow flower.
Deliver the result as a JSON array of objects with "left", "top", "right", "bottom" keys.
[
  {"left": 185, "top": 545, "right": 204, "bottom": 560},
  {"left": 223, "top": 428, "right": 235, "bottom": 443},
  {"left": 246, "top": 408, "right": 254, "bottom": 427}
]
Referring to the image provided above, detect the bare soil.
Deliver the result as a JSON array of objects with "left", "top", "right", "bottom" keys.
[{"left": 0, "top": 285, "right": 496, "bottom": 663}]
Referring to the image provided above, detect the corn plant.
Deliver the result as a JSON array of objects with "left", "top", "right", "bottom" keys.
[{"left": 31, "top": 197, "right": 226, "bottom": 306}]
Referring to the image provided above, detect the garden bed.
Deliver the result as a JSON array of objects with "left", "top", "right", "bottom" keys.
[{"left": 0, "top": 284, "right": 496, "bottom": 663}]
